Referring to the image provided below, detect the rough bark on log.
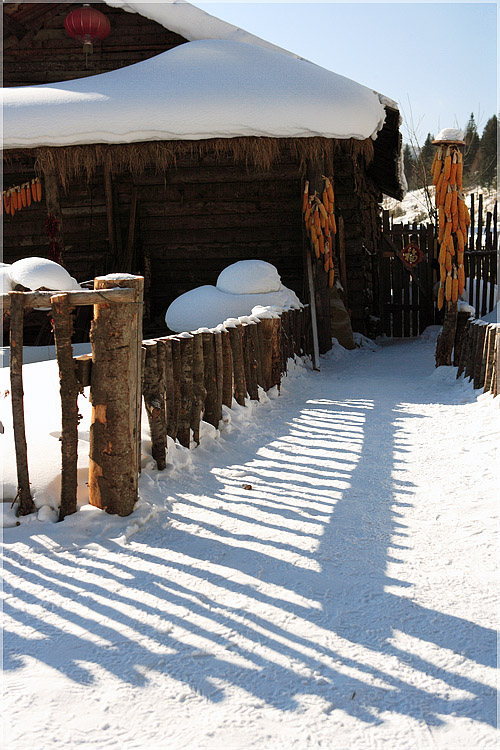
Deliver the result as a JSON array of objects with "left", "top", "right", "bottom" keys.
[
  {"left": 177, "top": 335, "right": 194, "bottom": 448},
  {"left": 435, "top": 302, "right": 458, "bottom": 367},
  {"left": 478, "top": 325, "right": 491, "bottom": 390},
  {"left": 202, "top": 332, "right": 220, "bottom": 427},
  {"left": 456, "top": 319, "right": 472, "bottom": 379},
  {"left": 191, "top": 333, "right": 206, "bottom": 445},
  {"left": 51, "top": 293, "right": 80, "bottom": 521},
  {"left": 142, "top": 341, "right": 167, "bottom": 469},
  {"left": 88, "top": 275, "right": 143, "bottom": 516},
  {"left": 453, "top": 310, "right": 471, "bottom": 367},
  {"left": 214, "top": 330, "right": 224, "bottom": 421},
  {"left": 228, "top": 325, "right": 247, "bottom": 406},
  {"left": 171, "top": 337, "right": 182, "bottom": 439},
  {"left": 220, "top": 329, "right": 233, "bottom": 408},
  {"left": 9, "top": 292, "right": 34, "bottom": 516},
  {"left": 465, "top": 323, "right": 479, "bottom": 381},
  {"left": 483, "top": 326, "right": 496, "bottom": 393},
  {"left": 159, "top": 338, "right": 176, "bottom": 441},
  {"left": 473, "top": 324, "right": 487, "bottom": 389},
  {"left": 242, "top": 323, "right": 259, "bottom": 401},
  {"left": 257, "top": 318, "right": 274, "bottom": 391},
  {"left": 248, "top": 321, "right": 264, "bottom": 392},
  {"left": 270, "top": 317, "right": 282, "bottom": 389}
]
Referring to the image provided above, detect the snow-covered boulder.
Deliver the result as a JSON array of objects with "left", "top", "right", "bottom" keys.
[{"left": 216, "top": 260, "right": 282, "bottom": 295}]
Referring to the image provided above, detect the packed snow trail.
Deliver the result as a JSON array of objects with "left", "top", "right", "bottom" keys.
[{"left": 2, "top": 330, "right": 498, "bottom": 749}]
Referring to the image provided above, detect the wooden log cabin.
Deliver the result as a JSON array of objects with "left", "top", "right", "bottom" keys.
[{"left": 2, "top": 1, "right": 405, "bottom": 349}]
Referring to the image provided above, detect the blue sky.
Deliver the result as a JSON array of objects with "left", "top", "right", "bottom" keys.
[{"left": 194, "top": 2, "right": 498, "bottom": 145}]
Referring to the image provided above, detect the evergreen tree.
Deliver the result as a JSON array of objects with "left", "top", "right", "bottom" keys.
[
  {"left": 403, "top": 143, "right": 417, "bottom": 190},
  {"left": 478, "top": 114, "right": 498, "bottom": 187},
  {"left": 419, "top": 133, "right": 435, "bottom": 184},
  {"left": 463, "top": 113, "right": 481, "bottom": 186}
]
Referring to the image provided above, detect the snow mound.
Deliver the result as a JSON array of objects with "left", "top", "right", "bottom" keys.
[
  {"left": 166, "top": 284, "right": 301, "bottom": 333},
  {"left": 216, "top": 260, "right": 282, "bottom": 294},
  {"left": 9, "top": 257, "right": 75, "bottom": 291},
  {"left": 1, "top": 266, "right": 15, "bottom": 293}
]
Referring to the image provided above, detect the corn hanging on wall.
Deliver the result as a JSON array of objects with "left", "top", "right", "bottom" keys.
[{"left": 302, "top": 176, "right": 338, "bottom": 286}]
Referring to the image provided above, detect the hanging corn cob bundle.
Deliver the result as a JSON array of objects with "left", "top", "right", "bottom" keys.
[
  {"left": 431, "top": 132, "right": 469, "bottom": 310},
  {"left": 301, "top": 175, "right": 337, "bottom": 287},
  {"left": 2, "top": 178, "right": 42, "bottom": 217}
]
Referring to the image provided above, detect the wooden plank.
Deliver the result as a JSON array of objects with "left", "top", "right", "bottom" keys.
[{"left": 1, "top": 287, "right": 138, "bottom": 310}]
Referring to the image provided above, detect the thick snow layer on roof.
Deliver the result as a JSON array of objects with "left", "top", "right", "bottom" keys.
[
  {"left": 105, "top": 0, "right": 296, "bottom": 57},
  {"left": 2, "top": 39, "right": 387, "bottom": 149}
]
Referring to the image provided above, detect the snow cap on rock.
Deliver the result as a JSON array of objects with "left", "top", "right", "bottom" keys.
[{"left": 216, "top": 260, "right": 282, "bottom": 295}]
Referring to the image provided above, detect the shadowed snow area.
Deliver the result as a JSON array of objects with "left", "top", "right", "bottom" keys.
[{"left": 2, "top": 330, "right": 498, "bottom": 749}]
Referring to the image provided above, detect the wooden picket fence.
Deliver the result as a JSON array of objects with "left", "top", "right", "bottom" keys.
[
  {"left": 455, "top": 315, "right": 498, "bottom": 396},
  {"left": 4, "top": 275, "right": 313, "bottom": 520}
]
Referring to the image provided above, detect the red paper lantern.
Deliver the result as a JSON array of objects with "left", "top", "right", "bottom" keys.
[{"left": 64, "top": 4, "right": 110, "bottom": 54}]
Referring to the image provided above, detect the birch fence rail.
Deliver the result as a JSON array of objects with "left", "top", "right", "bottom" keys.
[{"left": 3, "top": 276, "right": 313, "bottom": 520}]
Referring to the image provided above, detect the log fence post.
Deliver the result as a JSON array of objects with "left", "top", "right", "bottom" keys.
[
  {"left": 9, "top": 292, "right": 34, "bottom": 516},
  {"left": 88, "top": 274, "right": 143, "bottom": 516},
  {"left": 227, "top": 323, "right": 247, "bottom": 406},
  {"left": 51, "top": 293, "right": 80, "bottom": 520},
  {"left": 142, "top": 340, "right": 167, "bottom": 469},
  {"left": 191, "top": 332, "right": 206, "bottom": 444},
  {"left": 177, "top": 334, "right": 194, "bottom": 447}
]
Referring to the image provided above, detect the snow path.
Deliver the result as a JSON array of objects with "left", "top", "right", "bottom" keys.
[{"left": 2, "top": 331, "right": 498, "bottom": 749}]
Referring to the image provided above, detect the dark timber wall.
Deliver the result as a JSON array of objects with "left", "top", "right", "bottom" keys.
[{"left": 3, "top": 2, "right": 188, "bottom": 87}]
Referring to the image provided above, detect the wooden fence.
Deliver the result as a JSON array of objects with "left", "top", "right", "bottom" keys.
[
  {"left": 455, "top": 315, "right": 498, "bottom": 397},
  {"left": 379, "top": 193, "right": 498, "bottom": 336},
  {"left": 4, "top": 276, "right": 313, "bottom": 519}
]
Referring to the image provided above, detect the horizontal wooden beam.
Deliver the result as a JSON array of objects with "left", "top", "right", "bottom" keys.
[{"left": 2, "top": 286, "right": 138, "bottom": 311}]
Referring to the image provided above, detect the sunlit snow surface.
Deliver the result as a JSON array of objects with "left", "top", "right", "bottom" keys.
[
  {"left": 1, "top": 330, "right": 498, "bottom": 749},
  {"left": 2, "top": 39, "right": 386, "bottom": 149}
]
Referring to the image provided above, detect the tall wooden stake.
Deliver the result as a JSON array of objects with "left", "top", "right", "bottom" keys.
[
  {"left": 51, "top": 293, "right": 80, "bottom": 521},
  {"left": 88, "top": 275, "right": 144, "bottom": 516},
  {"left": 9, "top": 292, "right": 34, "bottom": 516}
]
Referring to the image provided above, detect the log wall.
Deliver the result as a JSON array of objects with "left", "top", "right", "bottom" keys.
[{"left": 3, "top": 3, "right": 188, "bottom": 87}]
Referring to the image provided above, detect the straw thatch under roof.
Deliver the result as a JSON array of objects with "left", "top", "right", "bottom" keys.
[{"left": 4, "top": 136, "right": 375, "bottom": 191}]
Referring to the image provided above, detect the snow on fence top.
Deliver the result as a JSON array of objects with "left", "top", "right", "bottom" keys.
[{"left": 2, "top": 39, "right": 388, "bottom": 149}]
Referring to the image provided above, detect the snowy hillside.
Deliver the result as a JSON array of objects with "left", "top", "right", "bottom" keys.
[{"left": 383, "top": 186, "right": 498, "bottom": 226}]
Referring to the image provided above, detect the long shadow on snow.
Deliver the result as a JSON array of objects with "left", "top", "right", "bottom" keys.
[{"left": 2, "top": 342, "right": 496, "bottom": 727}]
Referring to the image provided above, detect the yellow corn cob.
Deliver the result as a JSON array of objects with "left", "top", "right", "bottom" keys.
[
  {"left": 445, "top": 251, "right": 452, "bottom": 272},
  {"left": 435, "top": 172, "right": 444, "bottom": 204},
  {"left": 323, "top": 256, "right": 329, "bottom": 272},
  {"left": 449, "top": 154, "right": 457, "bottom": 186},
  {"left": 445, "top": 274, "right": 452, "bottom": 301},
  {"left": 329, "top": 254, "right": 334, "bottom": 270},
  {"left": 437, "top": 283, "right": 445, "bottom": 310},
  {"left": 458, "top": 265, "right": 465, "bottom": 294},
  {"left": 314, "top": 239, "right": 320, "bottom": 259},
  {"left": 438, "top": 205, "right": 445, "bottom": 231},
  {"left": 440, "top": 263, "right": 446, "bottom": 283},
  {"left": 457, "top": 250, "right": 464, "bottom": 266},
  {"left": 310, "top": 224, "right": 317, "bottom": 241},
  {"left": 329, "top": 212, "right": 337, "bottom": 234},
  {"left": 302, "top": 181, "right": 309, "bottom": 212},
  {"left": 451, "top": 189, "right": 458, "bottom": 216},
  {"left": 457, "top": 154, "right": 463, "bottom": 188},
  {"left": 314, "top": 208, "right": 321, "bottom": 233},
  {"left": 443, "top": 219, "right": 452, "bottom": 244},
  {"left": 444, "top": 188, "right": 452, "bottom": 216},
  {"left": 452, "top": 212, "right": 458, "bottom": 233},
  {"left": 447, "top": 235, "right": 455, "bottom": 255},
  {"left": 439, "top": 178, "right": 449, "bottom": 207},
  {"left": 438, "top": 243, "right": 446, "bottom": 265},
  {"left": 328, "top": 267, "right": 334, "bottom": 288},
  {"left": 319, "top": 233, "right": 325, "bottom": 255},
  {"left": 443, "top": 148, "right": 452, "bottom": 180},
  {"left": 456, "top": 227, "right": 464, "bottom": 252}
]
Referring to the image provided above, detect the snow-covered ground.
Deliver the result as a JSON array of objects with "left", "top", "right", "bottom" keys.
[{"left": 1, "top": 329, "right": 499, "bottom": 749}]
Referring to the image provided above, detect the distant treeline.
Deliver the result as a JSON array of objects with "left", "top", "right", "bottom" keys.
[{"left": 404, "top": 113, "right": 498, "bottom": 192}]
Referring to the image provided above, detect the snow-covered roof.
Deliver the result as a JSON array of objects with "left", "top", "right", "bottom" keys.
[
  {"left": 2, "top": 39, "right": 388, "bottom": 149},
  {"left": 105, "top": 0, "right": 299, "bottom": 58}
]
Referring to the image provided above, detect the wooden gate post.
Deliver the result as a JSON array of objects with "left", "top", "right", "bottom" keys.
[{"left": 88, "top": 274, "right": 144, "bottom": 516}]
